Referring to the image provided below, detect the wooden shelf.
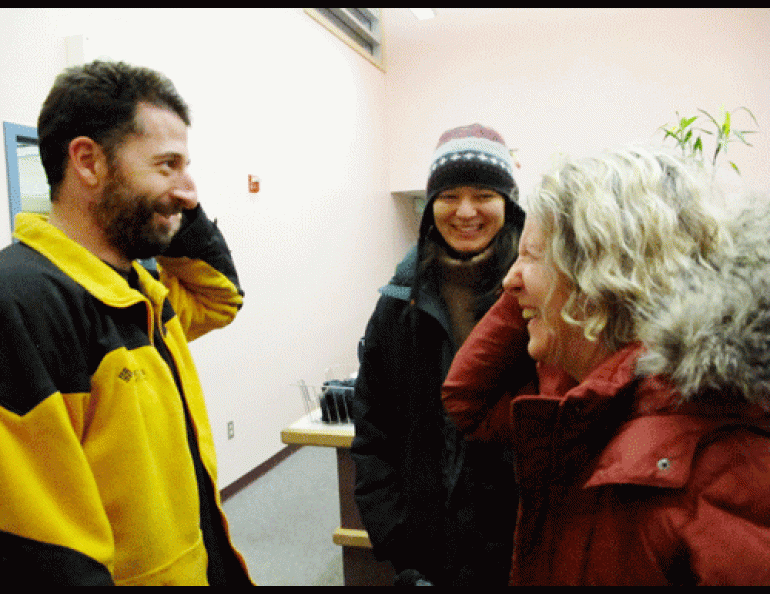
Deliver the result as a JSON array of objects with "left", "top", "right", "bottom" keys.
[
  {"left": 280, "top": 412, "right": 354, "bottom": 448},
  {"left": 391, "top": 189, "right": 425, "bottom": 200},
  {"left": 333, "top": 527, "right": 372, "bottom": 548}
]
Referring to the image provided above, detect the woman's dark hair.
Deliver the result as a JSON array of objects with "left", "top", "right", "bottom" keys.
[{"left": 37, "top": 60, "right": 191, "bottom": 200}]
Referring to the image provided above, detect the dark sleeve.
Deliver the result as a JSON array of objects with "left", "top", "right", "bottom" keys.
[
  {"left": 154, "top": 205, "right": 244, "bottom": 341},
  {"left": 159, "top": 204, "right": 243, "bottom": 298},
  {"left": 349, "top": 297, "right": 409, "bottom": 564}
]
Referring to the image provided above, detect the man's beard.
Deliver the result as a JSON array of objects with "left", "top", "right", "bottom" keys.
[{"left": 92, "top": 169, "right": 181, "bottom": 262}]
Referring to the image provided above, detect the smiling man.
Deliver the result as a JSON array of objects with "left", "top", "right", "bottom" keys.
[
  {"left": 0, "top": 61, "right": 251, "bottom": 586},
  {"left": 89, "top": 103, "right": 197, "bottom": 264}
]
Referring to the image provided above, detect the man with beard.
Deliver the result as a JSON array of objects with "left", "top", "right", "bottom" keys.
[{"left": 0, "top": 61, "right": 252, "bottom": 586}]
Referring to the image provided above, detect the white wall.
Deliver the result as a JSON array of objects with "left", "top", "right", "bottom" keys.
[
  {"left": 384, "top": 8, "right": 770, "bottom": 212},
  {"left": 0, "top": 8, "right": 418, "bottom": 487}
]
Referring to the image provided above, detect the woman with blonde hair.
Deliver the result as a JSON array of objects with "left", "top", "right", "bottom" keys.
[{"left": 442, "top": 147, "right": 770, "bottom": 585}]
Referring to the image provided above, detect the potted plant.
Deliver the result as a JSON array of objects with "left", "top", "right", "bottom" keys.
[{"left": 659, "top": 107, "right": 758, "bottom": 174}]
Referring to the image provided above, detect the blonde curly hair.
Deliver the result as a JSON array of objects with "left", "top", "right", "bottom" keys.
[{"left": 527, "top": 147, "right": 731, "bottom": 350}]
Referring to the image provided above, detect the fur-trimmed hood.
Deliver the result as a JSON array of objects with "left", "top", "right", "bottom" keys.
[{"left": 637, "top": 203, "right": 770, "bottom": 408}]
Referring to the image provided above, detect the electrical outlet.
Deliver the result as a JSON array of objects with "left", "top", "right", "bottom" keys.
[{"left": 227, "top": 421, "right": 234, "bottom": 440}]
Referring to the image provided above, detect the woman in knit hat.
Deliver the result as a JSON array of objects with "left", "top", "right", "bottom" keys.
[{"left": 350, "top": 124, "right": 533, "bottom": 586}]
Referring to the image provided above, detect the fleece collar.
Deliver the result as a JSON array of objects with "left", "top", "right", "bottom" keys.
[{"left": 14, "top": 213, "right": 167, "bottom": 311}]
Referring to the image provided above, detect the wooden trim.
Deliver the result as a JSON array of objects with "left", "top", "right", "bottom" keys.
[
  {"left": 280, "top": 413, "right": 355, "bottom": 448},
  {"left": 220, "top": 443, "right": 302, "bottom": 502},
  {"left": 281, "top": 427, "right": 354, "bottom": 448},
  {"left": 304, "top": 8, "right": 386, "bottom": 72},
  {"left": 333, "top": 527, "right": 372, "bottom": 549}
]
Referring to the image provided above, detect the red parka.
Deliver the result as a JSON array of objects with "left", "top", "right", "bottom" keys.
[{"left": 443, "top": 289, "right": 770, "bottom": 586}]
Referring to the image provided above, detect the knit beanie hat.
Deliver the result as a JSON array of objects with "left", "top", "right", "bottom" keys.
[
  {"left": 426, "top": 123, "right": 518, "bottom": 204},
  {"left": 411, "top": 124, "right": 525, "bottom": 307}
]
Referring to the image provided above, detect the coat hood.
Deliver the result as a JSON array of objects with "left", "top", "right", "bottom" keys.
[
  {"left": 390, "top": 245, "right": 418, "bottom": 289},
  {"left": 379, "top": 245, "right": 450, "bottom": 330},
  {"left": 377, "top": 245, "right": 417, "bottom": 303},
  {"left": 637, "top": 203, "right": 770, "bottom": 408}
]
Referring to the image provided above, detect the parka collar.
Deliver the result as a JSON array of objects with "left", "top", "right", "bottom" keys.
[{"left": 527, "top": 342, "right": 770, "bottom": 491}]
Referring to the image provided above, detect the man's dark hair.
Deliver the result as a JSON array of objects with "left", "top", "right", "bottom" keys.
[{"left": 37, "top": 60, "right": 191, "bottom": 200}]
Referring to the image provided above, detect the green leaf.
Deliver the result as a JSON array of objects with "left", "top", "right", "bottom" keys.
[
  {"left": 662, "top": 106, "right": 756, "bottom": 174},
  {"left": 693, "top": 137, "right": 703, "bottom": 154},
  {"left": 732, "top": 130, "right": 754, "bottom": 146},
  {"left": 698, "top": 109, "right": 719, "bottom": 128},
  {"left": 734, "top": 106, "right": 759, "bottom": 128}
]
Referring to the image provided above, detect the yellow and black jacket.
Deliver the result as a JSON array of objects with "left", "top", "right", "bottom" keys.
[{"left": 0, "top": 207, "right": 250, "bottom": 585}]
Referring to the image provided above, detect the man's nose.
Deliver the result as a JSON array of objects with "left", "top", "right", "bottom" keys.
[{"left": 171, "top": 171, "right": 198, "bottom": 210}]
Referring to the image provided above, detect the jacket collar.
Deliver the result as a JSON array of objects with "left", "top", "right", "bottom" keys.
[
  {"left": 525, "top": 342, "right": 770, "bottom": 490},
  {"left": 379, "top": 245, "right": 448, "bottom": 327},
  {"left": 586, "top": 364, "right": 770, "bottom": 489},
  {"left": 378, "top": 243, "right": 496, "bottom": 329},
  {"left": 14, "top": 213, "right": 167, "bottom": 310},
  {"left": 586, "top": 413, "right": 720, "bottom": 489}
]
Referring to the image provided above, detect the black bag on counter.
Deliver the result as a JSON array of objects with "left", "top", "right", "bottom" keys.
[{"left": 320, "top": 379, "right": 354, "bottom": 423}]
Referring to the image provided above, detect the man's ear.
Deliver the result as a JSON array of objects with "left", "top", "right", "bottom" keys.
[{"left": 67, "top": 136, "right": 109, "bottom": 189}]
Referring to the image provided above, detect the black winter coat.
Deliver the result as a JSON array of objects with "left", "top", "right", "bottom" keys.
[{"left": 350, "top": 246, "right": 517, "bottom": 586}]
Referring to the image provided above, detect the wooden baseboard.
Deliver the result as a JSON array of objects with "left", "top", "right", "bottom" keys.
[{"left": 220, "top": 443, "right": 302, "bottom": 502}]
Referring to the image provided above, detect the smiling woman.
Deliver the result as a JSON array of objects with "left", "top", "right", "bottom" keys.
[
  {"left": 502, "top": 215, "right": 610, "bottom": 381},
  {"left": 442, "top": 146, "right": 770, "bottom": 586},
  {"left": 349, "top": 123, "right": 528, "bottom": 586},
  {"left": 432, "top": 186, "right": 506, "bottom": 255}
]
